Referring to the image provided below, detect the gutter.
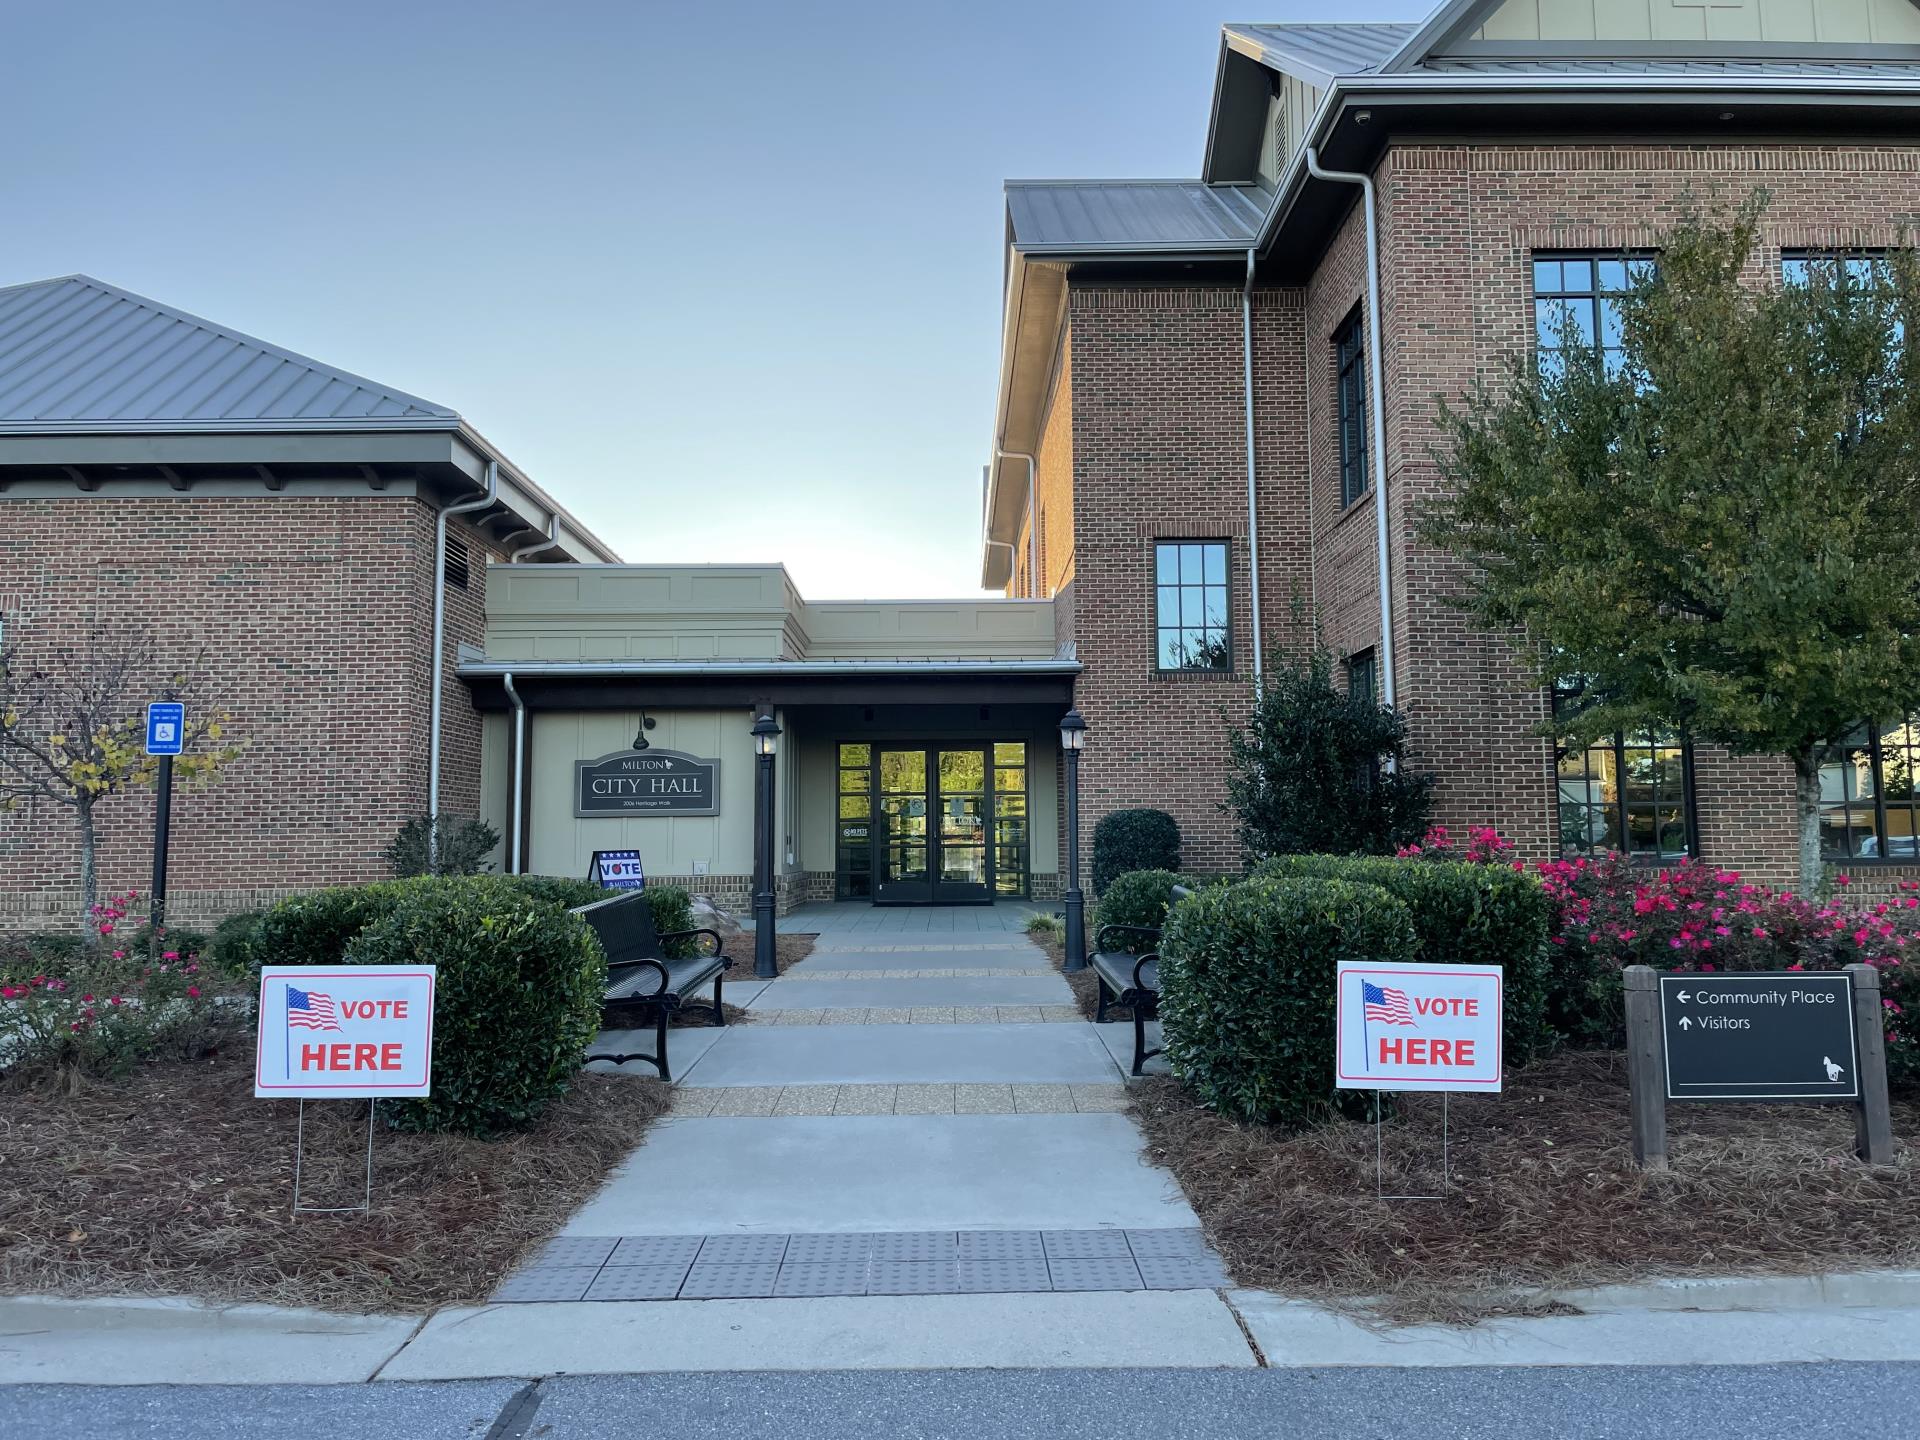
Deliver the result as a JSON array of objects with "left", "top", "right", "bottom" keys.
[
  {"left": 1304, "top": 148, "right": 1396, "bottom": 710},
  {"left": 997, "top": 448, "right": 1040, "bottom": 597},
  {"left": 1240, "top": 247, "right": 1264, "bottom": 682},
  {"left": 509, "top": 514, "right": 561, "bottom": 563},
  {"left": 502, "top": 672, "right": 526, "bottom": 875},
  {"left": 456, "top": 659, "right": 1083, "bottom": 679},
  {"left": 428, "top": 460, "right": 499, "bottom": 852}
]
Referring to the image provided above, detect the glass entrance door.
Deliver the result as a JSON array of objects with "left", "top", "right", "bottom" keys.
[
  {"left": 875, "top": 748, "right": 932, "bottom": 904},
  {"left": 851, "top": 742, "right": 1029, "bottom": 905},
  {"left": 934, "top": 749, "right": 990, "bottom": 903}
]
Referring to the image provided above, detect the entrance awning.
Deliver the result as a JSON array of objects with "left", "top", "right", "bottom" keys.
[{"left": 458, "top": 659, "right": 1079, "bottom": 710}]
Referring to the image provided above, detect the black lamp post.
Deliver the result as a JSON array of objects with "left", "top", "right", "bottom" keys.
[
  {"left": 1060, "top": 707, "right": 1088, "bottom": 972},
  {"left": 752, "top": 709, "right": 782, "bottom": 979}
]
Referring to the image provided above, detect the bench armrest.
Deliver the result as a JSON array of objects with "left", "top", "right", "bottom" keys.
[
  {"left": 606, "top": 956, "right": 672, "bottom": 999},
  {"left": 1096, "top": 922, "right": 1162, "bottom": 953},
  {"left": 659, "top": 927, "right": 733, "bottom": 967},
  {"left": 1133, "top": 952, "right": 1160, "bottom": 991}
]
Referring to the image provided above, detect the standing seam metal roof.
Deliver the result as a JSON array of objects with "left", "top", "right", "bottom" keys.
[
  {"left": 0, "top": 275, "right": 454, "bottom": 428},
  {"left": 1424, "top": 57, "right": 1920, "bottom": 78},
  {"left": 1005, "top": 180, "right": 1270, "bottom": 250},
  {"left": 1223, "top": 22, "right": 1417, "bottom": 82}
]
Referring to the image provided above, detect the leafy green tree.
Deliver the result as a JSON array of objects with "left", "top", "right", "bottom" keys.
[
  {"left": 384, "top": 815, "right": 501, "bottom": 877},
  {"left": 1422, "top": 195, "right": 1920, "bottom": 895},
  {"left": 1223, "top": 634, "right": 1432, "bottom": 860}
]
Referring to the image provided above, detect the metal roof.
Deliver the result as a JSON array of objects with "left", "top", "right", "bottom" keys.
[
  {"left": 0, "top": 274, "right": 455, "bottom": 431},
  {"left": 1006, "top": 180, "right": 1270, "bottom": 251},
  {"left": 1223, "top": 22, "right": 1417, "bottom": 84},
  {"left": 1424, "top": 57, "right": 1920, "bottom": 79}
]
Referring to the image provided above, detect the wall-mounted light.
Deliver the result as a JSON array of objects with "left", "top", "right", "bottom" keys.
[{"left": 633, "top": 712, "right": 657, "bottom": 751}]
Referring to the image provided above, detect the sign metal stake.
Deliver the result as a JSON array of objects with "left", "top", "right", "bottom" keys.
[{"left": 292, "top": 1099, "right": 377, "bottom": 1216}]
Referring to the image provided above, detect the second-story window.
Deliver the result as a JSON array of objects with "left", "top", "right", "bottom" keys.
[
  {"left": 1346, "top": 649, "right": 1377, "bottom": 707},
  {"left": 1335, "top": 308, "right": 1368, "bottom": 508},
  {"left": 1154, "top": 540, "right": 1230, "bottom": 672},
  {"left": 1533, "top": 254, "right": 1653, "bottom": 378}
]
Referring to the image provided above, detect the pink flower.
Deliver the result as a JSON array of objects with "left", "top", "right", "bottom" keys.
[
  {"left": 1788, "top": 963, "right": 1805, "bottom": 972},
  {"left": 186, "top": 986, "right": 201, "bottom": 999},
  {"left": 162, "top": 951, "right": 179, "bottom": 961},
  {"left": 1837, "top": 874, "right": 1853, "bottom": 887}
]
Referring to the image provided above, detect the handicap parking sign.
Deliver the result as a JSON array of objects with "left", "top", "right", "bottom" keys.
[{"left": 145, "top": 702, "right": 185, "bottom": 757}]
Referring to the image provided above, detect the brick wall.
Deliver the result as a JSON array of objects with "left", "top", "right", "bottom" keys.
[{"left": 0, "top": 492, "right": 501, "bottom": 931}]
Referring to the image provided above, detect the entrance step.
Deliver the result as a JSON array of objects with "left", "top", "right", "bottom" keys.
[
  {"left": 559, "top": 1112, "right": 1196, "bottom": 1235},
  {"left": 790, "top": 947, "right": 1052, "bottom": 972},
  {"left": 673, "top": 1022, "right": 1122, "bottom": 1087},
  {"left": 747, "top": 975, "right": 1072, "bottom": 1010},
  {"left": 668, "top": 1082, "right": 1128, "bottom": 1117}
]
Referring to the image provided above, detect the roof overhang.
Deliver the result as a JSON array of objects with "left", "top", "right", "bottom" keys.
[{"left": 460, "top": 657, "right": 1081, "bottom": 711}]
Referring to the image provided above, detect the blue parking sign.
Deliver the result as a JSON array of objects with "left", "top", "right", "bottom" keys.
[{"left": 146, "top": 702, "right": 186, "bottom": 757}]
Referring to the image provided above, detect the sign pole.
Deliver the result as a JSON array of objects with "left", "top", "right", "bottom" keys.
[
  {"left": 1845, "top": 963, "right": 1896, "bottom": 1165},
  {"left": 149, "top": 753, "right": 174, "bottom": 952},
  {"left": 1623, "top": 965, "right": 1668, "bottom": 1171}
]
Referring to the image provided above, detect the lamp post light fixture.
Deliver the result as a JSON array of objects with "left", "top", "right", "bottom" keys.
[
  {"left": 1059, "top": 707, "right": 1088, "bottom": 972},
  {"left": 752, "top": 709, "right": 782, "bottom": 979}
]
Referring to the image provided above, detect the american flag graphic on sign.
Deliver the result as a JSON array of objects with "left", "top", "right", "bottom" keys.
[
  {"left": 286, "top": 986, "right": 342, "bottom": 1032},
  {"left": 1362, "top": 981, "right": 1416, "bottom": 1027}
]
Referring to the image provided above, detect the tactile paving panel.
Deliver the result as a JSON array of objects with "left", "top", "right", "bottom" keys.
[
  {"left": 696, "top": 1234, "right": 791, "bottom": 1266},
  {"left": 957, "top": 1257, "right": 1054, "bottom": 1293},
  {"left": 609, "top": 1235, "right": 705, "bottom": 1267},
  {"left": 1042, "top": 1229, "right": 1133, "bottom": 1260},
  {"left": 869, "top": 1231, "right": 958, "bottom": 1262},
  {"left": 1046, "top": 1255, "right": 1145, "bottom": 1292},
  {"left": 784, "top": 1233, "right": 876, "bottom": 1265},
  {"left": 491, "top": 1266, "right": 600, "bottom": 1303},
  {"left": 1133, "top": 1254, "right": 1230, "bottom": 1290},
  {"left": 679, "top": 1262, "right": 781, "bottom": 1298},
  {"left": 1124, "top": 1228, "right": 1213, "bottom": 1259},
  {"left": 585, "top": 1264, "right": 691, "bottom": 1301},
  {"left": 774, "top": 1261, "right": 871, "bottom": 1296},
  {"left": 529, "top": 1236, "right": 618, "bottom": 1268},
  {"left": 957, "top": 1230, "right": 1044, "bottom": 1261},
  {"left": 868, "top": 1260, "right": 960, "bottom": 1294}
]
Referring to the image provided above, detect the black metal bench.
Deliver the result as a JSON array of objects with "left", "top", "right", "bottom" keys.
[
  {"left": 573, "top": 892, "right": 731, "bottom": 1082},
  {"left": 1091, "top": 885, "right": 1191, "bottom": 1076}
]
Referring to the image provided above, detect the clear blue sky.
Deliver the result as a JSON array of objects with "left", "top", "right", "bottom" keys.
[{"left": 3, "top": 1, "right": 1425, "bottom": 598}]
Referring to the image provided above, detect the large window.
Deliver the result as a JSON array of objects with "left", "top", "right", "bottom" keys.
[
  {"left": 1533, "top": 254, "right": 1653, "bottom": 378},
  {"left": 1346, "top": 649, "right": 1377, "bottom": 707},
  {"left": 1553, "top": 684, "right": 1694, "bottom": 861},
  {"left": 1153, "top": 540, "right": 1230, "bottom": 672},
  {"left": 1335, "top": 309, "right": 1368, "bottom": 508},
  {"left": 834, "top": 743, "right": 873, "bottom": 899},
  {"left": 1819, "top": 719, "right": 1920, "bottom": 863}
]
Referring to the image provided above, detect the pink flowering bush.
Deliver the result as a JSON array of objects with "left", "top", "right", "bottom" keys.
[
  {"left": 0, "top": 891, "right": 236, "bottom": 1093},
  {"left": 1401, "top": 826, "right": 1920, "bottom": 1086}
]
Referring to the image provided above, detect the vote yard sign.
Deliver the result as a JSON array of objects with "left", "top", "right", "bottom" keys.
[
  {"left": 255, "top": 967, "right": 436, "bottom": 1098},
  {"left": 591, "top": 849, "right": 646, "bottom": 891},
  {"left": 1336, "top": 960, "right": 1504, "bottom": 1093}
]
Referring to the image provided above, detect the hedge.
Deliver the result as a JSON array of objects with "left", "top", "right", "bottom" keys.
[
  {"left": 1092, "top": 869, "right": 1198, "bottom": 954},
  {"left": 1159, "top": 876, "right": 1417, "bottom": 1127},
  {"left": 1254, "top": 854, "right": 1554, "bottom": 1061},
  {"left": 341, "top": 875, "right": 605, "bottom": 1136},
  {"left": 1091, "top": 809, "right": 1181, "bottom": 898}
]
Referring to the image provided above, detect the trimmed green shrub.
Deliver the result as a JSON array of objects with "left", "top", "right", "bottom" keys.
[
  {"left": 206, "top": 909, "right": 267, "bottom": 980},
  {"left": 252, "top": 880, "right": 424, "bottom": 971},
  {"left": 1254, "top": 854, "right": 1554, "bottom": 1061},
  {"left": 509, "top": 875, "right": 612, "bottom": 911},
  {"left": 1160, "top": 876, "right": 1417, "bottom": 1126},
  {"left": 643, "top": 885, "right": 697, "bottom": 959},
  {"left": 1091, "top": 809, "right": 1181, "bottom": 898},
  {"left": 1093, "top": 869, "right": 1197, "bottom": 954},
  {"left": 341, "top": 875, "right": 606, "bottom": 1137}
]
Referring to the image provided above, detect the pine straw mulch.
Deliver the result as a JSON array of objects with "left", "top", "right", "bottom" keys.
[
  {"left": 669, "top": 932, "right": 817, "bottom": 1025},
  {"left": 1030, "top": 929, "right": 1108, "bottom": 1022},
  {"left": 0, "top": 1049, "right": 670, "bottom": 1315},
  {"left": 1131, "top": 1049, "right": 1920, "bottom": 1326}
]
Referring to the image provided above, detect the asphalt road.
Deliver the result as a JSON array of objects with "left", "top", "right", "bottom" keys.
[{"left": 6, "top": 1364, "right": 1918, "bottom": 1439}]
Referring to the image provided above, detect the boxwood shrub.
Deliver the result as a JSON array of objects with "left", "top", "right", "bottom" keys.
[
  {"left": 341, "top": 875, "right": 607, "bottom": 1137},
  {"left": 1091, "top": 809, "right": 1181, "bottom": 898},
  {"left": 1159, "top": 876, "right": 1416, "bottom": 1127},
  {"left": 252, "top": 879, "right": 424, "bottom": 971},
  {"left": 1093, "top": 869, "right": 1197, "bottom": 954},
  {"left": 1254, "top": 855, "right": 1554, "bottom": 1061}
]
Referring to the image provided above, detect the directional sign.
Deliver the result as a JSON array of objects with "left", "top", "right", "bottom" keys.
[
  {"left": 1660, "top": 972, "right": 1858, "bottom": 1101},
  {"left": 145, "top": 701, "right": 185, "bottom": 757}
]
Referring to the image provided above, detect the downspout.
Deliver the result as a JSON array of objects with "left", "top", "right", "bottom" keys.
[
  {"left": 428, "top": 460, "right": 499, "bottom": 855},
  {"left": 509, "top": 514, "right": 560, "bottom": 563},
  {"left": 1304, "top": 148, "right": 1397, "bottom": 709},
  {"left": 1241, "top": 247, "right": 1264, "bottom": 682},
  {"left": 996, "top": 449, "right": 1040, "bottom": 598},
  {"left": 502, "top": 671, "right": 526, "bottom": 875}
]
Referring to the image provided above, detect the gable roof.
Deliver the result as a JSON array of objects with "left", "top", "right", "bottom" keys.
[
  {"left": 0, "top": 274, "right": 454, "bottom": 431},
  {"left": 1222, "top": 22, "right": 1416, "bottom": 87},
  {"left": 1006, "top": 180, "right": 1268, "bottom": 252}
]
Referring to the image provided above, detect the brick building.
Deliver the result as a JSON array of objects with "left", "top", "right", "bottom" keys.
[{"left": 981, "top": 0, "right": 1920, "bottom": 887}]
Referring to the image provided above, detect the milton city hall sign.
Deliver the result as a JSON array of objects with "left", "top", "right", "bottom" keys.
[{"left": 574, "top": 749, "right": 720, "bottom": 817}]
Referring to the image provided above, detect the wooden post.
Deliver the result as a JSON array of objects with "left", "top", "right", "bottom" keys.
[
  {"left": 1623, "top": 965, "right": 1668, "bottom": 1171},
  {"left": 1845, "top": 963, "right": 1895, "bottom": 1166}
]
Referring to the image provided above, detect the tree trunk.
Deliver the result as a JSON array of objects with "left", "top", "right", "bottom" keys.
[
  {"left": 76, "top": 795, "right": 98, "bottom": 937},
  {"left": 1791, "top": 748, "right": 1825, "bottom": 899}
]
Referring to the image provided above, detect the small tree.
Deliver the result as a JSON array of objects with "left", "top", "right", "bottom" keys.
[
  {"left": 1224, "top": 634, "right": 1433, "bottom": 860},
  {"left": 1422, "top": 194, "right": 1920, "bottom": 896},
  {"left": 0, "top": 627, "right": 240, "bottom": 932},
  {"left": 385, "top": 815, "right": 501, "bottom": 877}
]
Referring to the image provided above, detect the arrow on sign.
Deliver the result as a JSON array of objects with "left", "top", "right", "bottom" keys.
[
  {"left": 1676, "top": 990, "right": 1691, "bottom": 1003},
  {"left": 1678, "top": 1015, "right": 1693, "bottom": 1031}
]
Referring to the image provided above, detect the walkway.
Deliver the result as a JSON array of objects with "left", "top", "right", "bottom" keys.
[{"left": 456, "top": 904, "right": 1226, "bottom": 1324}]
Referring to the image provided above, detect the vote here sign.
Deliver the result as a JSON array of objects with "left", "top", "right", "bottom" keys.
[
  {"left": 1335, "top": 960, "right": 1504, "bottom": 1093},
  {"left": 254, "top": 966, "right": 436, "bottom": 1098}
]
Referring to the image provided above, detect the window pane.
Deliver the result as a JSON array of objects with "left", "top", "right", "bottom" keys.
[
  {"left": 994, "top": 767, "right": 1025, "bottom": 794},
  {"left": 1203, "top": 544, "right": 1226, "bottom": 584},
  {"left": 1533, "top": 259, "right": 1561, "bottom": 292},
  {"left": 1597, "top": 258, "right": 1627, "bottom": 292},
  {"left": 839, "top": 743, "right": 870, "bottom": 767},
  {"left": 1156, "top": 589, "right": 1178, "bottom": 627},
  {"left": 993, "top": 741, "right": 1025, "bottom": 767},
  {"left": 1203, "top": 587, "right": 1227, "bottom": 628},
  {"left": 839, "top": 795, "right": 870, "bottom": 820},
  {"left": 840, "top": 768, "right": 870, "bottom": 793},
  {"left": 1180, "top": 545, "right": 1203, "bottom": 584},
  {"left": 1155, "top": 544, "right": 1178, "bottom": 584},
  {"left": 1159, "top": 631, "right": 1184, "bottom": 669},
  {"left": 1181, "top": 589, "right": 1204, "bottom": 627},
  {"left": 1561, "top": 258, "right": 1593, "bottom": 291}
]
